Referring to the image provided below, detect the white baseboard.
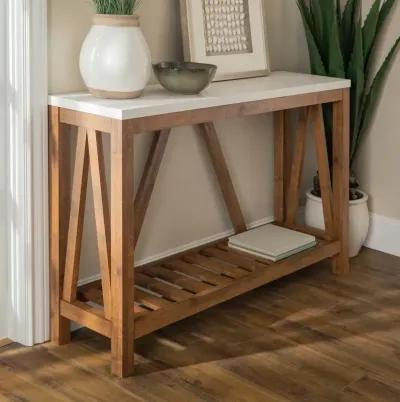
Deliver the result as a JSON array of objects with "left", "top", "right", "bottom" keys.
[
  {"left": 78, "top": 216, "right": 274, "bottom": 287},
  {"left": 365, "top": 213, "right": 400, "bottom": 257}
]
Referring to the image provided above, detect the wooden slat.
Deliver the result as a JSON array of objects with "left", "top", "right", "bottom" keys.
[
  {"left": 163, "top": 260, "right": 232, "bottom": 287},
  {"left": 286, "top": 108, "right": 310, "bottom": 224},
  {"left": 134, "top": 288, "right": 173, "bottom": 311},
  {"left": 60, "top": 108, "right": 113, "bottom": 133},
  {"left": 332, "top": 90, "right": 350, "bottom": 274},
  {"left": 284, "top": 110, "right": 292, "bottom": 200},
  {"left": 49, "top": 106, "right": 71, "bottom": 345},
  {"left": 202, "top": 247, "right": 255, "bottom": 272},
  {"left": 78, "top": 280, "right": 172, "bottom": 312},
  {"left": 134, "top": 129, "right": 170, "bottom": 247},
  {"left": 135, "top": 272, "right": 193, "bottom": 302},
  {"left": 78, "top": 283, "right": 146, "bottom": 315},
  {"left": 122, "top": 90, "right": 344, "bottom": 134},
  {"left": 139, "top": 265, "right": 212, "bottom": 294},
  {"left": 87, "top": 130, "right": 112, "bottom": 320},
  {"left": 63, "top": 128, "right": 89, "bottom": 303},
  {"left": 184, "top": 253, "right": 248, "bottom": 279},
  {"left": 78, "top": 283, "right": 103, "bottom": 305},
  {"left": 135, "top": 240, "right": 341, "bottom": 338},
  {"left": 312, "top": 105, "right": 334, "bottom": 237},
  {"left": 60, "top": 300, "right": 111, "bottom": 338},
  {"left": 197, "top": 122, "right": 247, "bottom": 234},
  {"left": 110, "top": 120, "right": 135, "bottom": 378},
  {"left": 274, "top": 111, "right": 285, "bottom": 223}
]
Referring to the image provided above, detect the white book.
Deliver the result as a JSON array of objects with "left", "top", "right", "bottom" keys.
[{"left": 228, "top": 224, "right": 317, "bottom": 262}]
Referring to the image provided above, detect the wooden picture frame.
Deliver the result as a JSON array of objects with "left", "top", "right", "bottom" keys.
[{"left": 180, "top": 0, "right": 270, "bottom": 81}]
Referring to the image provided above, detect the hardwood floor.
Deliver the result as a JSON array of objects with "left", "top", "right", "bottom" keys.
[{"left": 1, "top": 248, "right": 400, "bottom": 401}]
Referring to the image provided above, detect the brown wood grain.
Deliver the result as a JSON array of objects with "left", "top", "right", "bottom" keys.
[
  {"left": 274, "top": 110, "right": 285, "bottom": 223},
  {"left": 134, "top": 240, "right": 340, "bottom": 338},
  {"left": 163, "top": 260, "right": 232, "bottom": 287},
  {"left": 3, "top": 248, "right": 399, "bottom": 402},
  {"left": 50, "top": 87, "right": 351, "bottom": 378},
  {"left": 312, "top": 105, "right": 334, "bottom": 237},
  {"left": 122, "top": 90, "right": 344, "bottom": 134},
  {"left": 60, "top": 300, "right": 111, "bottom": 338},
  {"left": 197, "top": 122, "right": 247, "bottom": 234},
  {"left": 138, "top": 265, "right": 212, "bottom": 294},
  {"left": 134, "top": 129, "right": 170, "bottom": 247},
  {"left": 49, "top": 106, "right": 71, "bottom": 345},
  {"left": 87, "top": 130, "right": 112, "bottom": 319},
  {"left": 286, "top": 108, "right": 310, "bottom": 224},
  {"left": 110, "top": 120, "right": 135, "bottom": 377},
  {"left": 332, "top": 90, "right": 350, "bottom": 274},
  {"left": 63, "top": 127, "right": 89, "bottom": 304}
]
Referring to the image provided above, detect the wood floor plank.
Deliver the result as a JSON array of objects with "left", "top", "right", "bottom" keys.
[{"left": 2, "top": 249, "right": 400, "bottom": 402}]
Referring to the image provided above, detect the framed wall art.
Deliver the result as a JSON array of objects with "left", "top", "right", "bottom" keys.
[{"left": 180, "top": 0, "right": 270, "bottom": 81}]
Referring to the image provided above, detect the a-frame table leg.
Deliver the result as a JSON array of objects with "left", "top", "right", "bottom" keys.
[
  {"left": 49, "top": 106, "right": 71, "bottom": 345},
  {"left": 110, "top": 120, "right": 135, "bottom": 377},
  {"left": 332, "top": 90, "right": 350, "bottom": 274}
]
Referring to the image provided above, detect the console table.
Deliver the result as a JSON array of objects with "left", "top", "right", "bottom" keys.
[{"left": 49, "top": 71, "right": 351, "bottom": 377}]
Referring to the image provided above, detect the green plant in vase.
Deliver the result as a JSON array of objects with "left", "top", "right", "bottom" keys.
[
  {"left": 298, "top": 0, "right": 400, "bottom": 200},
  {"left": 92, "top": 0, "right": 143, "bottom": 15}
]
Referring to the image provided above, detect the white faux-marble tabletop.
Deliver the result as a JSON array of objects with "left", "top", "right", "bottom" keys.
[{"left": 49, "top": 71, "right": 350, "bottom": 120}]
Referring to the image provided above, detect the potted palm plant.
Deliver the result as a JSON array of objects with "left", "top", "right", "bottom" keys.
[
  {"left": 298, "top": 0, "right": 400, "bottom": 257},
  {"left": 80, "top": 0, "right": 151, "bottom": 99}
]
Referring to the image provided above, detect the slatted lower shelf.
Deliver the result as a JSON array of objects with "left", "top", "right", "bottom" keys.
[{"left": 75, "top": 239, "right": 340, "bottom": 339}]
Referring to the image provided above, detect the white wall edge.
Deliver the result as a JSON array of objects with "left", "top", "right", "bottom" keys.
[
  {"left": 364, "top": 213, "right": 400, "bottom": 257},
  {"left": 78, "top": 216, "right": 274, "bottom": 287},
  {"left": 7, "top": 0, "right": 49, "bottom": 346}
]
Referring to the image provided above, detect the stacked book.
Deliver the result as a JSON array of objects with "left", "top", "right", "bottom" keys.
[{"left": 228, "top": 224, "right": 317, "bottom": 262}]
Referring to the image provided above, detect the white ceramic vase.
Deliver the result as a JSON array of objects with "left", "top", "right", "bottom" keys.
[
  {"left": 80, "top": 14, "right": 151, "bottom": 99},
  {"left": 304, "top": 190, "right": 370, "bottom": 258}
]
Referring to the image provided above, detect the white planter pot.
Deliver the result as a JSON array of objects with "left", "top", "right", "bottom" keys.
[
  {"left": 80, "top": 14, "right": 151, "bottom": 99},
  {"left": 304, "top": 190, "right": 370, "bottom": 258}
]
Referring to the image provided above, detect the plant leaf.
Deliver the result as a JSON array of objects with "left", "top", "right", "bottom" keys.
[
  {"left": 347, "top": 18, "right": 365, "bottom": 157},
  {"left": 328, "top": 15, "right": 345, "bottom": 77},
  {"left": 377, "top": 0, "right": 396, "bottom": 33},
  {"left": 362, "top": 0, "right": 381, "bottom": 63},
  {"left": 341, "top": 0, "right": 360, "bottom": 69},
  {"left": 310, "top": 0, "right": 325, "bottom": 50},
  {"left": 297, "top": 1, "right": 327, "bottom": 75},
  {"left": 365, "top": 0, "right": 397, "bottom": 73},
  {"left": 351, "top": 36, "right": 400, "bottom": 163},
  {"left": 337, "top": 0, "right": 342, "bottom": 25}
]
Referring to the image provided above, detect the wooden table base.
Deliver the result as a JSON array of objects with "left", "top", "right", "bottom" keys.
[{"left": 49, "top": 88, "right": 350, "bottom": 377}]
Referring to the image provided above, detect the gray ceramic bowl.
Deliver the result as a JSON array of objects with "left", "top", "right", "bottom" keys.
[{"left": 153, "top": 62, "right": 217, "bottom": 95}]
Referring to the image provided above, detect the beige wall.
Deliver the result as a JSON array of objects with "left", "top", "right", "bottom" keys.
[
  {"left": 354, "top": 1, "right": 400, "bottom": 220},
  {"left": 48, "top": 0, "right": 400, "bottom": 276},
  {"left": 48, "top": 0, "right": 311, "bottom": 277}
]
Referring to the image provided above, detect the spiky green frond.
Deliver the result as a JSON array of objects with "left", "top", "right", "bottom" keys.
[
  {"left": 92, "top": 0, "right": 143, "bottom": 15},
  {"left": 347, "top": 19, "right": 365, "bottom": 154},
  {"left": 352, "top": 36, "right": 400, "bottom": 163},
  {"left": 297, "top": 0, "right": 327, "bottom": 75},
  {"left": 299, "top": 0, "right": 399, "bottom": 172},
  {"left": 362, "top": 0, "right": 381, "bottom": 63},
  {"left": 328, "top": 15, "right": 345, "bottom": 77},
  {"left": 340, "top": 0, "right": 360, "bottom": 69}
]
